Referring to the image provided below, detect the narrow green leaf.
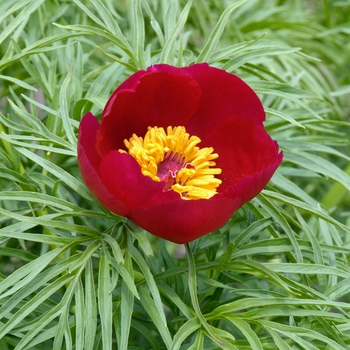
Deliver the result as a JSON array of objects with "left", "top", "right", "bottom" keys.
[
  {"left": 266, "top": 262, "right": 350, "bottom": 279},
  {"left": 96, "top": 47, "right": 137, "bottom": 71},
  {"left": 0, "top": 207, "right": 101, "bottom": 237},
  {"left": 119, "top": 273, "right": 134, "bottom": 349},
  {"left": 0, "top": 165, "right": 32, "bottom": 186},
  {"left": 0, "top": 0, "right": 31, "bottom": 22},
  {"left": 255, "top": 194, "right": 304, "bottom": 263},
  {"left": 11, "top": 40, "right": 52, "bottom": 96},
  {"left": 0, "top": 229, "right": 92, "bottom": 245},
  {"left": 68, "top": 240, "right": 101, "bottom": 274},
  {"left": 228, "top": 259, "right": 296, "bottom": 294},
  {"left": 0, "top": 110, "right": 74, "bottom": 150},
  {"left": 129, "top": 0, "right": 146, "bottom": 69},
  {"left": 270, "top": 172, "right": 318, "bottom": 206},
  {"left": 185, "top": 244, "right": 225, "bottom": 347},
  {"left": 90, "top": 0, "right": 123, "bottom": 36},
  {"left": 330, "top": 84, "right": 350, "bottom": 97},
  {"left": 71, "top": 0, "right": 131, "bottom": 51},
  {"left": 115, "top": 251, "right": 135, "bottom": 350},
  {"left": 265, "top": 107, "right": 305, "bottom": 128},
  {"left": 259, "top": 320, "right": 345, "bottom": 350},
  {"left": 294, "top": 210, "right": 326, "bottom": 291},
  {"left": 74, "top": 278, "right": 85, "bottom": 350},
  {"left": 0, "top": 247, "right": 65, "bottom": 297},
  {"left": 54, "top": 24, "right": 133, "bottom": 58},
  {"left": 0, "top": 74, "right": 36, "bottom": 91},
  {"left": 170, "top": 318, "right": 200, "bottom": 350},
  {"left": 0, "top": 0, "right": 45, "bottom": 44},
  {"left": 60, "top": 66, "right": 77, "bottom": 146},
  {"left": 231, "top": 238, "right": 293, "bottom": 259},
  {"left": 225, "top": 317, "right": 262, "bottom": 350},
  {"left": 13, "top": 303, "right": 63, "bottom": 350},
  {"left": 208, "top": 297, "right": 350, "bottom": 319},
  {"left": 0, "top": 247, "right": 36, "bottom": 262},
  {"left": 160, "top": 0, "right": 193, "bottom": 64},
  {"left": 130, "top": 320, "right": 160, "bottom": 350},
  {"left": 262, "top": 190, "right": 350, "bottom": 234},
  {"left": 264, "top": 327, "right": 293, "bottom": 350},
  {"left": 129, "top": 245, "right": 165, "bottom": 320},
  {"left": 53, "top": 279, "right": 78, "bottom": 350},
  {"left": 142, "top": 1, "right": 165, "bottom": 47},
  {"left": 251, "top": 82, "right": 323, "bottom": 120},
  {"left": 0, "top": 274, "right": 74, "bottom": 338},
  {"left": 71, "top": 0, "right": 111, "bottom": 30},
  {"left": 127, "top": 222, "right": 153, "bottom": 257},
  {"left": 84, "top": 259, "right": 97, "bottom": 350},
  {"left": 71, "top": 42, "right": 84, "bottom": 102},
  {"left": 234, "top": 218, "right": 272, "bottom": 248},
  {"left": 280, "top": 140, "right": 350, "bottom": 162},
  {"left": 102, "top": 233, "right": 124, "bottom": 265},
  {"left": 251, "top": 80, "right": 317, "bottom": 99},
  {"left": 187, "top": 330, "right": 204, "bottom": 350},
  {"left": 0, "top": 134, "right": 76, "bottom": 155},
  {"left": 284, "top": 151, "right": 350, "bottom": 192},
  {"left": 223, "top": 46, "right": 301, "bottom": 72},
  {"left": 0, "top": 33, "right": 72, "bottom": 71},
  {"left": 196, "top": 0, "right": 247, "bottom": 63},
  {"left": 0, "top": 191, "right": 81, "bottom": 212},
  {"left": 163, "top": 0, "right": 178, "bottom": 41},
  {"left": 138, "top": 286, "right": 172, "bottom": 348},
  {"left": 98, "top": 246, "right": 113, "bottom": 350},
  {"left": 16, "top": 147, "right": 93, "bottom": 201},
  {"left": 158, "top": 282, "right": 192, "bottom": 320},
  {"left": 7, "top": 99, "right": 47, "bottom": 133},
  {"left": 209, "top": 38, "right": 258, "bottom": 63},
  {"left": 108, "top": 259, "right": 139, "bottom": 300}
]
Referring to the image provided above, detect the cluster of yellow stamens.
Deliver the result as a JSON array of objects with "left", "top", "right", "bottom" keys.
[{"left": 119, "top": 126, "right": 222, "bottom": 200}]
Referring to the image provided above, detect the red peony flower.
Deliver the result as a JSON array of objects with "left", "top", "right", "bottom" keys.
[{"left": 78, "top": 63, "right": 283, "bottom": 244}]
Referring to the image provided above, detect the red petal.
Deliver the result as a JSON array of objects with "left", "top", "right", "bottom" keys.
[
  {"left": 96, "top": 67, "right": 201, "bottom": 158},
  {"left": 183, "top": 63, "right": 265, "bottom": 139},
  {"left": 103, "top": 69, "right": 146, "bottom": 105},
  {"left": 130, "top": 196, "right": 243, "bottom": 244},
  {"left": 78, "top": 113, "right": 129, "bottom": 216},
  {"left": 201, "top": 115, "right": 282, "bottom": 192},
  {"left": 224, "top": 157, "right": 283, "bottom": 203},
  {"left": 99, "top": 151, "right": 180, "bottom": 210}
]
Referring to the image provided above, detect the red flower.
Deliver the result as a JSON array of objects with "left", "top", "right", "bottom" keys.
[{"left": 78, "top": 63, "right": 283, "bottom": 244}]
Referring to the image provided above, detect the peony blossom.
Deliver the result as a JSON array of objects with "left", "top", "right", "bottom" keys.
[{"left": 78, "top": 63, "right": 283, "bottom": 244}]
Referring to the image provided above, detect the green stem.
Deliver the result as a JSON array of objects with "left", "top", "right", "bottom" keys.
[{"left": 185, "top": 243, "right": 224, "bottom": 347}]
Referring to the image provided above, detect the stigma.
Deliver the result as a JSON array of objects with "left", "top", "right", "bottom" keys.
[{"left": 120, "top": 126, "right": 222, "bottom": 200}]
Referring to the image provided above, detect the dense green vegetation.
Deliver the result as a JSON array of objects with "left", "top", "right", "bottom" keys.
[{"left": 0, "top": 0, "right": 350, "bottom": 349}]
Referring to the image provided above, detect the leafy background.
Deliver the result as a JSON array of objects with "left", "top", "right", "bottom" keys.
[{"left": 1, "top": 0, "right": 350, "bottom": 349}]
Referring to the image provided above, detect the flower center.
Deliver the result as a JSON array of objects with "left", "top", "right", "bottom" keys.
[{"left": 119, "top": 126, "right": 222, "bottom": 200}]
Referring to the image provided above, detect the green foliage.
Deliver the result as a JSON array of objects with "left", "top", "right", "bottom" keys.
[{"left": 1, "top": 0, "right": 350, "bottom": 349}]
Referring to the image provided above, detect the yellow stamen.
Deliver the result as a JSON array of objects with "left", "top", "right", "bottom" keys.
[{"left": 120, "top": 126, "right": 222, "bottom": 200}]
